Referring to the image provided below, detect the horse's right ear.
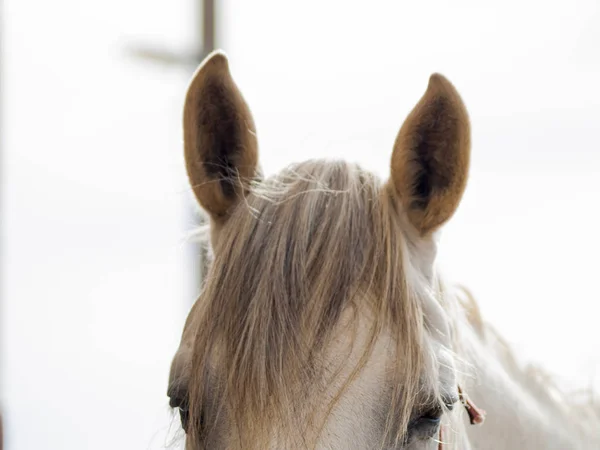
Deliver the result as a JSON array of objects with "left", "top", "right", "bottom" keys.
[
  {"left": 183, "top": 50, "right": 259, "bottom": 221},
  {"left": 388, "top": 74, "right": 470, "bottom": 236}
]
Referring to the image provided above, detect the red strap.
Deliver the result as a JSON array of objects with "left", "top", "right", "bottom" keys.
[
  {"left": 458, "top": 385, "right": 486, "bottom": 425},
  {"left": 438, "top": 386, "right": 486, "bottom": 449}
]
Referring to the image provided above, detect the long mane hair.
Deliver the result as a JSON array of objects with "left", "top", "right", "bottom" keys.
[{"left": 187, "top": 160, "right": 439, "bottom": 448}]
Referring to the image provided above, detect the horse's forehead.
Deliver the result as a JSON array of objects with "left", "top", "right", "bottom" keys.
[
  {"left": 309, "top": 305, "right": 456, "bottom": 448},
  {"left": 329, "top": 302, "right": 454, "bottom": 380}
]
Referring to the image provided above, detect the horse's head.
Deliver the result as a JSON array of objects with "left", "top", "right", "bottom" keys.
[{"left": 168, "top": 51, "right": 471, "bottom": 450}]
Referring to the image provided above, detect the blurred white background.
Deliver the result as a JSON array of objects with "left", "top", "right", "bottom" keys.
[{"left": 1, "top": 0, "right": 599, "bottom": 449}]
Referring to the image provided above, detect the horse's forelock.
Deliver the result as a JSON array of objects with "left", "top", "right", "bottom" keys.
[{"left": 185, "top": 160, "right": 439, "bottom": 448}]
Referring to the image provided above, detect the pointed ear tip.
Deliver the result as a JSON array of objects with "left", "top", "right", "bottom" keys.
[
  {"left": 187, "top": 50, "right": 231, "bottom": 89},
  {"left": 429, "top": 72, "right": 447, "bottom": 80},
  {"left": 206, "top": 49, "right": 229, "bottom": 61},
  {"left": 201, "top": 49, "right": 229, "bottom": 70},
  {"left": 428, "top": 73, "right": 452, "bottom": 90},
  {"left": 426, "top": 73, "right": 467, "bottom": 108}
]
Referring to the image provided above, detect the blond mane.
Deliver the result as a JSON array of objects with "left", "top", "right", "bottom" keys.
[{"left": 186, "top": 160, "right": 444, "bottom": 449}]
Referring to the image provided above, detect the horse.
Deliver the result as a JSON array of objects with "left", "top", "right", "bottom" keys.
[{"left": 167, "top": 50, "right": 600, "bottom": 449}]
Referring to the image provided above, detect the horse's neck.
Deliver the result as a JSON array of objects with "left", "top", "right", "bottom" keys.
[{"left": 460, "top": 324, "right": 600, "bottom": 450}]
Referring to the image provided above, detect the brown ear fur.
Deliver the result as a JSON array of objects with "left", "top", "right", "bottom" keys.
[
  {"left": 389, "top": 74, "right": 470, "bottom": 235},
  {"left": 183, "top": 51, "right": 259, "bottom": 220}
]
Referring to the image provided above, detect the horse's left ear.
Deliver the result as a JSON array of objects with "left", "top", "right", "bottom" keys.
[
  {"left": 183, "top": 50, "right": 259, "bottom": 221},
  {"left": 389, "top": 74, "right": 470, "bottom": 236}
]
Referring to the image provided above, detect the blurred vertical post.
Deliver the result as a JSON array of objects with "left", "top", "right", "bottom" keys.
[
  {"left": 0, "top": 0, "right": 4, "bottom": 445},
  {"left": 194, "top": 0, "right": 215, "bottom": 297},
  {"left": 181, "top": 0, "right": 216, "bottom": 303},
  {"left": 127, "top": 0, "right": 217, "bottom": 302},
  {"left": 202, "top": 0, "right": 215, "bottom": 55}
]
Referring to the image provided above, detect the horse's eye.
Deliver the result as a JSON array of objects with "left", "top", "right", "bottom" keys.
[
  {"left": 167, "top": 382, "right": 190, "bottom": 432},
  {"left": 416, "top": 406, "right": 443, "bottom": 425},
  {"left": 408, "top": 407, "right": 443, "bottom": 440},
  {"left": 178, "top": 402, "right": 190, "bottom": 433},
  {"left": 409, "top": 398, "right": 457, "bottom": 439}
]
